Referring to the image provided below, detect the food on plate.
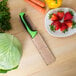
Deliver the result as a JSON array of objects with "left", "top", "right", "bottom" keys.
[
  {"left": 49, "top": 13, "right": 59, "bottom": 21},
  {"left": 50, "top": 21, "right": 61, "bottom": 32},
  {"left": 64, "top": 11, "right": 73, "bottom": 21},
  {"left": 0, "top": 33, "right": 22, "bottom": 73},
  {"left": 72, "top": 21, "right": 76, "bottom": 28},
  {"left": 60, "top": 23, "right": 68, "bottom": 33},
  {"left": 57, "top": 11, "right": 64, "bottom": 20},
  {"left": 49, "top": 10, "right": 76, "bottom": 33},
  {"left": 64, "top": 20, "right": 73, "bottom": 28}
]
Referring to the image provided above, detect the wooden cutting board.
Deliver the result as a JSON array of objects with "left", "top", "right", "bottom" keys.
[{"left": 0, "top": 0, "right": 76, "bottom": 76}]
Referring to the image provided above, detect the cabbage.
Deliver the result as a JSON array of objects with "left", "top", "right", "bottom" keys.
[{"left": 0, "top": 33, "right": 22, "bottom": 73}]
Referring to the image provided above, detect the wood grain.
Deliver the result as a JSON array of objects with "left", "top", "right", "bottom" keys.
[
  {"left": 32, "top": 33, "right": 55, "bottom": 65},
  {"left": 0, "top": 0, "right": 76, "bottom": 76}
]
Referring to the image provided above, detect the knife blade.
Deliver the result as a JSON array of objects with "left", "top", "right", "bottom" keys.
[{"left": 19, "top": 12, "right": 55, "bottom": 65}]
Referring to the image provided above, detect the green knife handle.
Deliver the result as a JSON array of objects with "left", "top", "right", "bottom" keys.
[{"left": 19, "top": 12, "right": 37, "bottom": 38}]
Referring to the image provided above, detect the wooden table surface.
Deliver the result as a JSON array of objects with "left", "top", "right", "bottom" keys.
[{"left": 0, "top": 0, "right": 76, "bottom": 76}]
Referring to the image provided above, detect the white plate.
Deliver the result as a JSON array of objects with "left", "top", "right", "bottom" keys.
[{"left": 45, "top": 8, "right": 76, "bottom": 37}]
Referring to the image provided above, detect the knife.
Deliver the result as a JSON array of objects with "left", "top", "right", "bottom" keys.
[{"left": 19, "top": 12, "right": 55, "bottom": 65}]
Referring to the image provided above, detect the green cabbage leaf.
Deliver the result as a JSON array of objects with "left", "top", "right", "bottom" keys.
[{"left": 0, "top": 33, "right": 22, "bottom": 73}]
